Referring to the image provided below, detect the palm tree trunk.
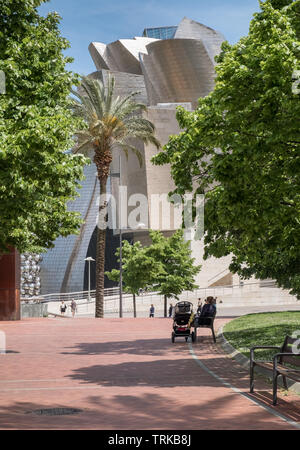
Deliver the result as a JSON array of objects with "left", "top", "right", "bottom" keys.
[
  {"left": 164, "top": 295, "right": 167, "bottom": 318},
  {"left": 133, "top": 293, "right": 136, "bottom": 318},
  {"left": 95, "top": 176, "right": 108, "bottom": 318}
]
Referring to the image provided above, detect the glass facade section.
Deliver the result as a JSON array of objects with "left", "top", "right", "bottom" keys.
[{"left": 142, "top": 26, "right": 177, "bottom": 40}]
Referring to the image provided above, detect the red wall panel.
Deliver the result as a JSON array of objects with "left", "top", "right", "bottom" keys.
[{"left": 0, "top": 249, "right": 20, "bottom": 321}]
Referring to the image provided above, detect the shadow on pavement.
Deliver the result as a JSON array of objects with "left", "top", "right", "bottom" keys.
[
  {"left": 0, "top": 391, "right": 295, "bottom": 430},
  {"left": 61, "top": 338, "right": 187, "bottom": 357}
]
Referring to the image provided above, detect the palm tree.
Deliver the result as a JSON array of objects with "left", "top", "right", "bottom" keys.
[{"left": 70, "top": 75, "right": 160, "bottom": 318}]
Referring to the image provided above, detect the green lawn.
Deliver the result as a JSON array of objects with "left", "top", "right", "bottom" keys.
[{"left": 223, "top": 311, "right": 300, "bottom": 361}]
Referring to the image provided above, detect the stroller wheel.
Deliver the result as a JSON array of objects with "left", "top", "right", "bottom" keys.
[
  {"left": 185, "top": 337, "right": 189, "bottom": 342},
  {"left": 171, "top": 332, "right": 175, "bottom": 343},
  {"left": 191, "top": 331, "right": 196, "bottom": 343}
]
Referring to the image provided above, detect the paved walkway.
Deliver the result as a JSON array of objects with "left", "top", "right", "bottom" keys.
[{"left": 0, "top": 317, "right": 299, "bottom": 430}]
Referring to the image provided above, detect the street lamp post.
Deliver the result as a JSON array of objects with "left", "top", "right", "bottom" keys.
[
  {"left": 84, "top": 257, "right": 95, "bottom": 301},
  {"left": 119, "top": 221, "right": 123, "bottom": 318},
  {"left": 119, "top": 155, "right": 123, "bottom": 318},
  {"left": 110, "top": 155, "right": 123, "bottom": 318},
  {"left": 111, "top": 155, "right": 147, "bottom": 319}
]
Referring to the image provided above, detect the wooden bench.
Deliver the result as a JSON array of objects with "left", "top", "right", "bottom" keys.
[
  {"left": 250, "top": 335, "right": 300, "bottom": 405},
  {"left": 194, "top": 310, "right": 217, "bottom": 343}
]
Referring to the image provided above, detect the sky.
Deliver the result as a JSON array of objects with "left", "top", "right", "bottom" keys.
[{"left": 38, "top": 0, "right": 262, "bottom": 76}]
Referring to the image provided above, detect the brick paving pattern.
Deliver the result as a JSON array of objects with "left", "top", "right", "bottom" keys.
[{"left": 0, "top": 317, "right": 299, "bottom": 430}]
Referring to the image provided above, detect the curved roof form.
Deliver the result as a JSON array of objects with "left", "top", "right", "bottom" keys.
[
  {"left": 89, "top": 37, "right": 158, "bottom": 75},
  {"left": 140, "top": 39, "right": 216, "bottom": 108},
  {"left": 88, "top": 17, "right": 224, "bottom": 107},
  {"left": 88, "top": 42, "right": 110, "bottom": 71},
  {"left": 174, "top": 17, "right": 225, "bottom": 65}
]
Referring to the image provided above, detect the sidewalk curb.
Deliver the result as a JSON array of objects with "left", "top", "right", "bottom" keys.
[{"left": 217, "top": 324, "right": 300, "bottom": 396}]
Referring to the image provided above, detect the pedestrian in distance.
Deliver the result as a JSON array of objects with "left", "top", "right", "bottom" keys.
[
  {"left": 149, "top": 304, "right": 155, "bottom": 318},
  {"left": 168, "top": 303, "right": 173, "bottom": 318},
  {"left": 60, "top": 301, "right": 67, "bottom": 316},
  {"left": 70, "top": 299, "right": 77, "bottom": 318},
  {"left": 196, "top": 298, "right": 202, "bottom": 315}
]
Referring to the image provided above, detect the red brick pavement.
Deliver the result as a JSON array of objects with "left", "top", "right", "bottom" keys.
[{"left": 0, "top": 317, "right": 299, "bottom": 430}]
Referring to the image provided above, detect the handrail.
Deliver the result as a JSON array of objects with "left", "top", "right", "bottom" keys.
[
  {"left": 23, "top": 279, "right": 282, "bottom": 304},
  {"left": 207, "top": 268, "right": 230, "bottom": 283}
]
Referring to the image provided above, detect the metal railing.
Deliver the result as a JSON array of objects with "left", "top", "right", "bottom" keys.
[
  {"left": 32, "top": 279, "right": 283, "bottom": 306},
  {"left": 22, "top": 287, "right": 120, "bottom": 303},
  {"left": 36, "top": 279, "right": 297, "bottom": 317}
]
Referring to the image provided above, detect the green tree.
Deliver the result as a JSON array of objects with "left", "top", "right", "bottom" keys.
[
  {"left": 106, "top": 241, "right": 162, "bottom": 317},
  {"left": 146, "top": 230, "right": 201, "bottom": 317},
  {"left": 0, "top": 0, "right": 88, "bottom": 255},
  {"left": 106, "top": 230, "right": 200, "bottom": 317},
  {"left": 152, "top": 0, "right": 300, "bottom": 297},
  {"left": 71, "top": 76, "right": 160, "bottom": 318}
]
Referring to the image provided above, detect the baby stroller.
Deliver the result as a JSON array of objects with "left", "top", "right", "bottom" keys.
[{"left": 171, "top": 301, "right": 196, "bottom": 343}]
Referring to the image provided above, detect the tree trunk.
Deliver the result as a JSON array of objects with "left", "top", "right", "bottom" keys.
[
  {"left": 133, "top": 293, "right": 136, "bottom": 318},
  {"left": 95, "top": 177, "right": 108, "bottom": 318},
  {"left": 164, "top": 295, "right": 167, "bottom": 318}
]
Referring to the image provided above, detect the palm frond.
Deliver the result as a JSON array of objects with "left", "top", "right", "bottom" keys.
[
  {"left": 73, "top": 135, "right": 94, "bottom": 155},
  {"left": 70, "top": 74, "right": 161, "bottom": 160},
  {"left": 77, "top": 77, "right": 105, "bottom": 121},
  {"left": 115, "top": 141, "right": 143, "bottom": 167},
  {"left": 119, "top": 146, "right": 129, "bottom": 161},
  {"left": 110, "top": 92, "right": 144, "bottom": 118},
  {"left": 104, "top": 75, "right": 115, "bottom": 115}
]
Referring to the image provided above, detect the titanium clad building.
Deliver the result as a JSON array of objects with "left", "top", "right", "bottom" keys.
[{"left": 40, "top": 17, "right": 236, "bottom": 295}]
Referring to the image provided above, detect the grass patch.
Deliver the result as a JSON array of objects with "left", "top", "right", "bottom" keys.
[{"left": 223, "top": 311, "right": 300, "bottom": 361}]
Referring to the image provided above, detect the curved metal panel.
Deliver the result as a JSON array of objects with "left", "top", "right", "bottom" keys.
[
  {"left": 40, "top": 161, "right": 99, "bottom": 294},
  {"left": 106, "top": 41, "right": 143, "bottom": 74},
  {"left": 139, "top": 53, "right": 161, "bottom": 106},
  {"left": 141, "top": 39, "right": 216, "bottom": 107},
  {"left": 89, "top": 38, "right": 158, "bottom": 75},
  {"left": 174, "top": 17, "right": 224, "bottom": 65},
  {"left": 88, "top": 42, "right": 110, "bottom": 71}
]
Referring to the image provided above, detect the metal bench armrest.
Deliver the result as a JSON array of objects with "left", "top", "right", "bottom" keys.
[{"left": 250, "top": 346, "right": 281, "bottom": 363}]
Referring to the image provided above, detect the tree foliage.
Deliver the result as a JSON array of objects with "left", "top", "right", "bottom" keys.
[
  {"left": 146, "top": 230, "right": 200, "bottom": 303},
  {"left": 105, "top": 240, "right": 162, "bottom": 317},
  {"left": 0, "top": 0, "right": 88, "bottom": 254},
  {"left": 105, "top": 240, "right": 162, "bottom": 296},
  {"left": 107, "top": 230, "right": 201, "bottom": 316},
  {"left": 152, "top": 0, "right": 300, "bottom": 297}
]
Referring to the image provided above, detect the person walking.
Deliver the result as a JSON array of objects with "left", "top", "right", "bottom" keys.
[
  {"left": 149, "top": 304, "right": 155, "bottom": 318},
  {"left": 70, "top": 299, "right": 77, "bottom": 318},
  {"left": 60, "top": 301, "right": 67, "bottom": 316},
  {"left": 168, "top": 303, "right": 173, "bottom": 318},
  {"left": 196, "top": 298, "right": 202, "bottom": 315}
]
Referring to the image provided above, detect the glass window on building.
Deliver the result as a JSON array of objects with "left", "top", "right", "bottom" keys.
[{"left": 142, "top": 26, "right": 177, "bottom": 40}]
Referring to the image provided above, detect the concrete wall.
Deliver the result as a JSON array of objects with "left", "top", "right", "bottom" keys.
[{"left": 21, "top": 303, "right": 48, "bottom": 319}]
